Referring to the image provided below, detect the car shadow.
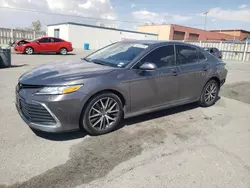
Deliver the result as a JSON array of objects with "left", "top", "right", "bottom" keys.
[
  {"left": 10, "top": 64, "right": 29, "bottom": 68},
  {"left": 32, "top": 129, "right": 87, "bottom": 141},
  {"left": 120, "top": 102, "right": 200, "bottom": 128},
  {"left": 32, "top": 99, "right": 221, "bottom": 141},
  {"left": 15, "top": 52, "right": 76, "bottom": 55}
]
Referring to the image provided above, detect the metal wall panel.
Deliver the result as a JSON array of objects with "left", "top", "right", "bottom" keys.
[
  {"left": 186, "top": 40, "right": 250, "bottom": 62},
  {"left": 0, "top": 28, "right": 45, "bottom": 45}
]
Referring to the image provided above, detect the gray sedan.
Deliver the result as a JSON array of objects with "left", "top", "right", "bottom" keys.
[{"left": 16, "top": 40, "right": 227, "bottom": 135}]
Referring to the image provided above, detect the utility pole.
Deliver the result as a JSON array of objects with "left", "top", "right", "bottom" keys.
[{"left": 204, "top": 11, "right": 209, "bottom": 30}]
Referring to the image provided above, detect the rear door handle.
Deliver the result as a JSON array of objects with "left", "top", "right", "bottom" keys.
[{"left": 171, "top": 69, "right": 178, "bottom": 76}]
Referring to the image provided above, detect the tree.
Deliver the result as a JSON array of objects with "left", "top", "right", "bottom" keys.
[{"left": 32, "top": 20, "right": 42, "bottom": 31}]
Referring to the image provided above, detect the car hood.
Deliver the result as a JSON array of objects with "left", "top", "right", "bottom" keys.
[
  {"left": 16, "top": 39, "right": 30, "bottom": 46},
  {"left": 19, "top": 59, "right": 116, "bottom": 85}
]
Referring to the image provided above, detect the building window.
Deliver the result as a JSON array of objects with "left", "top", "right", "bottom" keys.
[{"left": 54, "top": 29, "right": 60, "bottom": 38}]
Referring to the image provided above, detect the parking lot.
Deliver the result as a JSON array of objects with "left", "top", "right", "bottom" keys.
[{"left": 0, "top": 51, "right": 250, "bottom": 188}]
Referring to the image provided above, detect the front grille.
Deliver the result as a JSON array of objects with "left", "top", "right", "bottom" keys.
[
  {"left": 21, "top": 84, "right": 42, "bottom": 89},
  {"left": 16, "top": 83, "right": 43, "bottom": 93},
  {"left": 19, "top": 99, "right": 56, "bottom": 126}
]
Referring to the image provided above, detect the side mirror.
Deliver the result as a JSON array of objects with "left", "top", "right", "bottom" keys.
[
  {"left": 139, "top": 62, "right": 157, "bottom": 71},
  {"left": 36, "top": 40, "right": 40, "bottom": 44}
]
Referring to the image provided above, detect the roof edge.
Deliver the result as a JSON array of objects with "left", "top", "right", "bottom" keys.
[
  {"left": 47, "top": 22, "right": 158, "bottom": 36},
  {"left": 210, "top": 29, "right": 250, "bottom": 33}
]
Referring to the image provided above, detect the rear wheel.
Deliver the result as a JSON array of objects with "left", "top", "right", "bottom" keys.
[
  {"left": 25, "top": 47, "right": 33, "bottom": 55},
  {"left": 80, "top": 92, "right": 123, "bottom": 135},
  {"left": 199, "top": 79, "right": 219, "bottom": 107},
  {"left": 60, "top": 48, "right": 67, "bottom": 55}
]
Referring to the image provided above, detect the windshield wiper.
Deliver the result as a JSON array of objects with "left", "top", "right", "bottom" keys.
[{"left": 90, "top": 59, "right": 109, "bottom": 66}]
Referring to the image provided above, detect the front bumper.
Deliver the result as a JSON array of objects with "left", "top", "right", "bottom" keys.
[
  {"left": 15, "top": 88, "right": 88, "bottom": 132},
  {"left": 16, "top": 101, "right": 63, "bottom": 132},
  {"left": 14, "top": 45, "right": 24, "bottom": 53}
]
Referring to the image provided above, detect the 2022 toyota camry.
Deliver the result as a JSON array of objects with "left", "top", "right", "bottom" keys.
[{"left": 16, "top": 40, "right": 227, "bottom": 135}]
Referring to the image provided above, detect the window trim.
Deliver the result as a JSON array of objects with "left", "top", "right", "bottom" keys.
[{"left": 131, "top": 44, "right": 177, "bottom": 70}]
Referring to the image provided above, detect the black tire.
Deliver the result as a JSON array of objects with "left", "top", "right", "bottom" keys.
[
  {"left": 199, "top": 79, "right": 219, "bottom": 107},
  {"left": 60, "top": 47, "right": 67, "bottom": 55},
  {"left": 80, "top": 92, "right": 123, "bottom": 135},
  {"left": 25, "top": 47, "right": 33, "bottom": 55}
]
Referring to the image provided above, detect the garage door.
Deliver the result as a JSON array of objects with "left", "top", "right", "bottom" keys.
[
  {"left": 173, "top": 31, "right": 185, "bottom": 40},
  {"left": 189, "top": 33, "right": 199, "bottom": 40}
]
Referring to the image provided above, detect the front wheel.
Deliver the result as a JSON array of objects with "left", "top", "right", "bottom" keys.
[
  {"left": 80, "top": 93, "right": 123, "bottom": 135},
  {"left": 60, "top": 48, "right": 67, "bottom": 55},
  {"left": 199, "top": 79, "right": 219, "bottom": 107},
  {"left": 25, "top": 47, "right": 33, "bottom": 55}
]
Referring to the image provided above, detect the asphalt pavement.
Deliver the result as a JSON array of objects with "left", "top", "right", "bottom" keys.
[{"left": 0, "top": 51, "right": 249, "bottom": 188}]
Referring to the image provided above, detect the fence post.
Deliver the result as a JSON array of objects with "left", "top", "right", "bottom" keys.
[
  {"left": 199, "top": 41, "right": 202, "bottom": 46},
  {"left": 10, "top": 29, "right": 14, "bottom": 42},
  {"left": 243, "top": 41, "right": 248, "bottom": 62},
  {"left": 33, "top": 30, "right": 36, "bottom": 39},
  {"left": 219, "top": 41, "right": 222, "bottom": 50}
]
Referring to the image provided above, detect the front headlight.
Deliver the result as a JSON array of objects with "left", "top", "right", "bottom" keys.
[{"left": 36, "top": 85, "right": 82, "bottom": 95}]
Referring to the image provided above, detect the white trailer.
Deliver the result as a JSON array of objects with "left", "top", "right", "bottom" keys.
[{"left": 47, "top": 22, "right": 158, "bottom": 49}]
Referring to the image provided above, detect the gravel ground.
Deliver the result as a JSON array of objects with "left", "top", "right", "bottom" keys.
[{"left": 0, "top": 53, "right": 250, "bottom": 188}]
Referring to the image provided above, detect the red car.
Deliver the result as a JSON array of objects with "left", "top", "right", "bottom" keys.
[{"left": 14, "top": 37, "right": 73, "bottom": 55}]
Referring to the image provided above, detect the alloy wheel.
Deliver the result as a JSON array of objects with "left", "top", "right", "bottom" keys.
[
  {"left": 88, "top": 97, "right": 120, "bottom": 130},
  {"left": 204, "top": 82, "right": 217, "bottom": 104},
  {"left": 60, "top": 48, "right": 67, "bottom": 55},
  {"left": 25, "top": 47, "right": 33, "bottom": 55}
]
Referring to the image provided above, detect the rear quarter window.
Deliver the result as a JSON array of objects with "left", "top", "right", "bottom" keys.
[
  {"left": 54, "top": 38, "right": 63, "bottom": 42},
  {"left": 199, "top": 51, "right": 206, "bottom": 62}
]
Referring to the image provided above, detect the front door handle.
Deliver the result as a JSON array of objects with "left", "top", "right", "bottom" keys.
[
  {"left": 203, "top": 66, "right": 209, "bottom": 72},
  {"left": 171, "top": 69, "right": 178, "bottom": 76}
]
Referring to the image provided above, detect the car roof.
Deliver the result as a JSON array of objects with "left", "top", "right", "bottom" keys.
[
  {"left": 120, "top": 40, "right": 199, "bottom": 46},
  {"left": 40, "top": 36, "right": 62, "bottom": 39},
  {"left": 203, "top": 47, "right": 218, "bottom": 49}
]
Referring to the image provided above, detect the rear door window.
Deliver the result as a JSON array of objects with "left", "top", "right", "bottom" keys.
[
  {"left": 176, "top": 45, "right": 199, "bottom": 65},
  {"left": 54, "top": 38, "right": 63, "bottom": 42},
  {"left": 38, "top": 38, "right": 49, "bottom": 43},
  {"left": 49, "top": 38, "right": 55, "bottom": 43}
]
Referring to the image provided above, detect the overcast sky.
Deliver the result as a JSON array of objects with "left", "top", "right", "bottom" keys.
[{"left": 0, "top": 0, "right": 250, "bottom": 31}]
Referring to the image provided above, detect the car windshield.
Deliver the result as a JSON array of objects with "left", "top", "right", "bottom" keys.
[
  {"left": 85, "top": 42, "right": 149, "bottom": 68},
  {"left": 30, "top": 38, "right": 40, "bottom": 42}
]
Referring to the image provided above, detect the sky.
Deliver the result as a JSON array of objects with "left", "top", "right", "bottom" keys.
[{"left": 0, "top": 0, "right": 250, "bottom": 31}]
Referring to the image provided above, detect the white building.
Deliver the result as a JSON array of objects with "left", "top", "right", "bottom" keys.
[{"left": 47, "top": 22, "right": 158, "bottom": 49}]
